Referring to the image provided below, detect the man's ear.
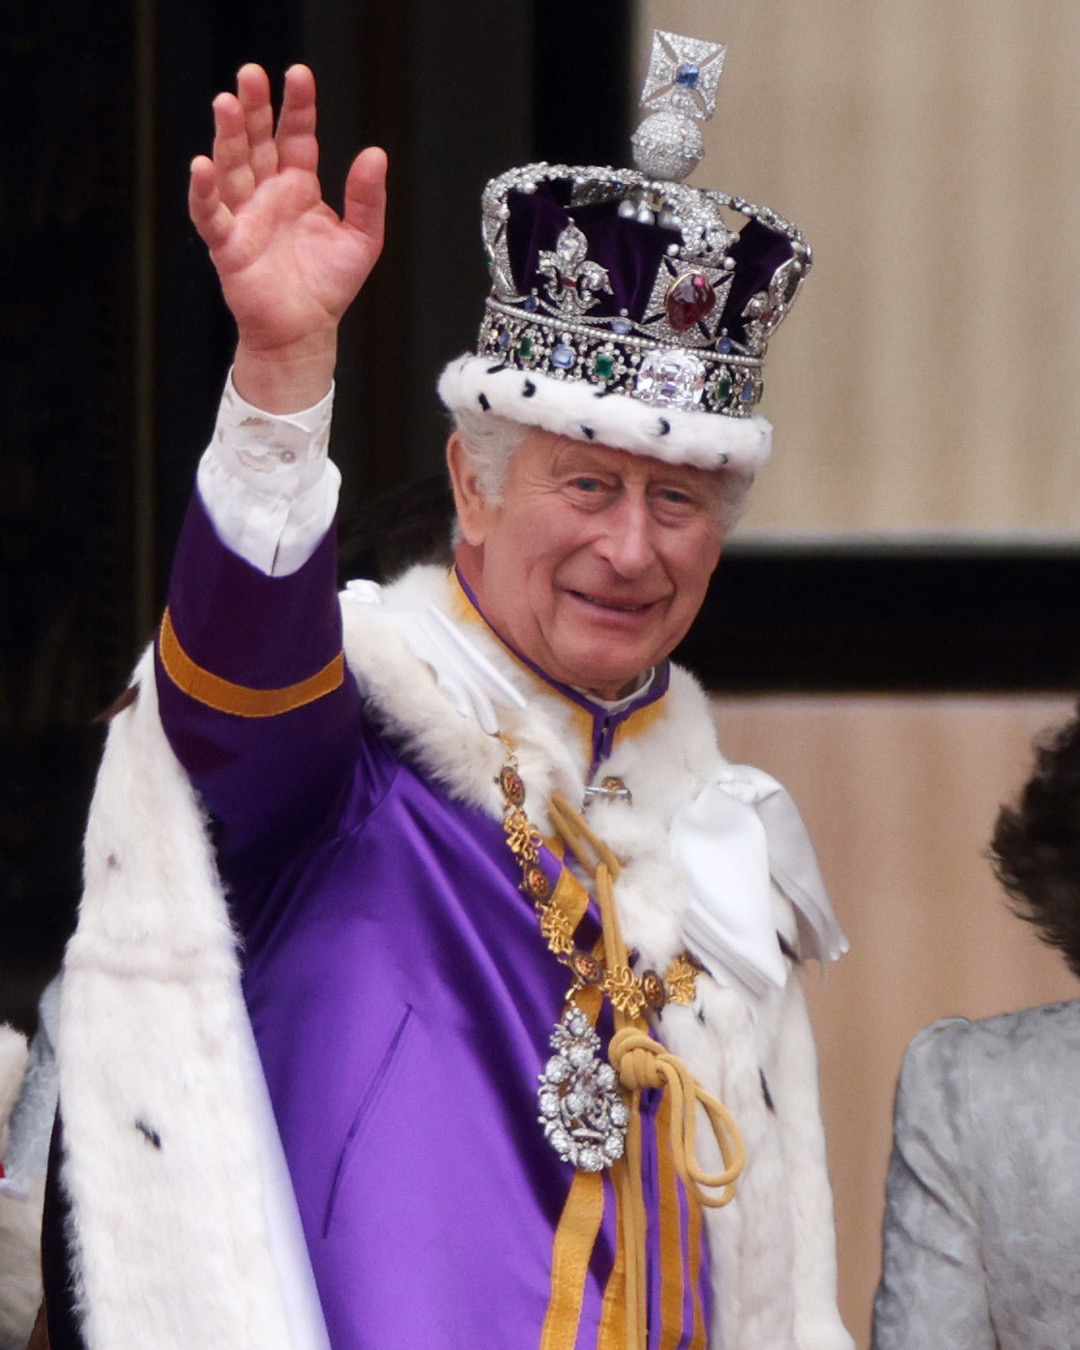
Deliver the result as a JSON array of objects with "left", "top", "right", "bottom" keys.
[{"left": 446, "top": 432, "right": 492, "bottom": 546}]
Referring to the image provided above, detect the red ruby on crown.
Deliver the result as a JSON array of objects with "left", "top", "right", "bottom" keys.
[{"left": 665, "top": 273, "right": 716, "bottom": 332}]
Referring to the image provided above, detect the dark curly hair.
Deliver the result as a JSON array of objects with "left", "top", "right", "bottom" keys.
[{"left": 990, "top": 705, "right": 1080, "bottom": 979}]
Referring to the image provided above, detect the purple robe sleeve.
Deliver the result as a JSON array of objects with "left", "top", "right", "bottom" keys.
[{"left": 154, "top": 489, "right": 367, "bottom": 884}]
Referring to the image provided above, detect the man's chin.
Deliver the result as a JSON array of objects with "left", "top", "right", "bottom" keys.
[{"left": 557, "top": 645, "right": 656, "bottom": 700}]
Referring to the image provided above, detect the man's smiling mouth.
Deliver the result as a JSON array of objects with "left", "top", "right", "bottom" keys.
[{"left": 571, "top": 591, "right": 656, "bottom": 613}]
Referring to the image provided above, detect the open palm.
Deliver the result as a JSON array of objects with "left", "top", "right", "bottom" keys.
[{"left": 189, "top": 64, "right": 387, "bottom": 358}]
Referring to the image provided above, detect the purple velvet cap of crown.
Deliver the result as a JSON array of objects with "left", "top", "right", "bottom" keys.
[
  {"left": 506, "top": 182, "right": 672, "bottom": 323},
  {"left": 504, "top": 179, "right": 798, "bottom": 349}
]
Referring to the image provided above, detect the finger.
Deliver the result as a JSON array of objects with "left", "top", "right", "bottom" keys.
[
  {"left": 188, "top": 155, "right": 235, "bottom": 250},
  {"left": 236, "top": 63, "right": 278, "bottom": 185},
  {"left": 343, "top": 145, "right": 388, "bottom": 253},
  {"left": 275, "top": 63, "right": 319, "bottom": 176},
  {"left": 210, "top": 91, "right": 257, "bottom": 212}
]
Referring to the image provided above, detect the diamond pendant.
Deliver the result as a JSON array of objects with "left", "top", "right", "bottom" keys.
[{"left": 537, "top": 1006, "right": 629, "bottom": 1172}]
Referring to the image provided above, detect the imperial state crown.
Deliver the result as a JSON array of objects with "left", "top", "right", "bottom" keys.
[{"left": 439, "top": 30, "right": 811, "bottom": 477}]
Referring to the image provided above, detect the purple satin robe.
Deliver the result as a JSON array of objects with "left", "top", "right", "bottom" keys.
[{"left": 156, "top": 492, "right": 710, "bottom": 1349}]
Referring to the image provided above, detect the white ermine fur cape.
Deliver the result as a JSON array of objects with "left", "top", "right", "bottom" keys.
[
  {"left": 57, "top": 564, "right": 852, "bottom": 1350},
  {"left": 0, "top": 1026, "right": 43, "bottom": 1350}
]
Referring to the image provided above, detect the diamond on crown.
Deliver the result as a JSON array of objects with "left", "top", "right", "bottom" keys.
[
  {"left": 537, "top": 224, "right": 614, "bottom": 317},
  {"left": 636, "top": 349, "right": 706, "bottom": 408}
]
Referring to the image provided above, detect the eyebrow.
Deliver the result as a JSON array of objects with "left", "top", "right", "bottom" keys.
[{"left": 551, "top": 445, "right": 718, "bottom": 499}]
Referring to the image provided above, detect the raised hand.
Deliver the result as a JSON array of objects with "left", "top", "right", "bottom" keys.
[{"left": 189, "top": 63, "right": 387, "bottom": 410}]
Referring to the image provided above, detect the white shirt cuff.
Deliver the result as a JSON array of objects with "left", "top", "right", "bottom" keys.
[{"left": 196, "top": 371, "right": 341, "bottom": 577}]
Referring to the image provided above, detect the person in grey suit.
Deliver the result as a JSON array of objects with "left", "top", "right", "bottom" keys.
[{"left": 872, "top": 705, "right": 1080, "bottom": 1350}]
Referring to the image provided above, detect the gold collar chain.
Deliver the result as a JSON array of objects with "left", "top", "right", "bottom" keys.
[{"left": 496, "top": 748, "right": 701, "bottom": 1016}]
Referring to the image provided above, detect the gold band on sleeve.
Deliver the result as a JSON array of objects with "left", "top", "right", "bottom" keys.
[{"left": 158, "top": 607, "right": 344, "bottom": 718}]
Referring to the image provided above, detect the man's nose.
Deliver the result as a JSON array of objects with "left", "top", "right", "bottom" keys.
[{"left": 596, "top": 492, "right": 656, "bottom": 576}]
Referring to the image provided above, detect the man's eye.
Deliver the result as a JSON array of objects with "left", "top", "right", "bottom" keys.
[
  {"left": 654, "top": 487, "right": 697, "bottom": 509},
  {"left": 571, "top": 477, "right": 604, "bottom": 492}
]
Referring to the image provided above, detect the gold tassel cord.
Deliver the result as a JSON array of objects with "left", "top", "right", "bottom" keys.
[
  {"left": 546, "top": 788, "right": 746, "bottom": 1347},
  {"left": 550, "top": 789, "right": 745, "bottom": 1196},
  {"left": 548, "top": 791, "right": 623, "bottom": 883},
  {"left": 607, "top": 1027, "right": 744, "bottom": 1208}
]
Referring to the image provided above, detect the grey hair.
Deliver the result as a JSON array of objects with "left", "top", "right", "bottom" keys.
[
  {"left": 716, "top": 475, "right": 752, "bottom": 536},
  {"left": 451, "top": 408, "right": 529, "bottom": 503}
]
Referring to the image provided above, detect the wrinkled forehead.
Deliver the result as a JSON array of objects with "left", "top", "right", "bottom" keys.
[{"left": 515, "top": 424, "right": 726, "bottom": 488}]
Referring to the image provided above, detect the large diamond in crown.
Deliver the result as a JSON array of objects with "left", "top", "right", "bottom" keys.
[{"left": 636, "top": 349, "right": 707, "bottom": 408}]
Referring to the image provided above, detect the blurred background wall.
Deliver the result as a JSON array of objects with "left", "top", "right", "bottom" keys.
[{"left": 4, "top": 2, "right": 1080, "bottom": 1345}]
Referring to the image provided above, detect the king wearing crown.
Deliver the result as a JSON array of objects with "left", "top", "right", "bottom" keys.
[{"left": 22, "top": 31, "right": 853, "bottom": 1350}]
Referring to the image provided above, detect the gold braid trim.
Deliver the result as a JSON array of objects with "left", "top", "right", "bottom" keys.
[{"left": 158, "top": 607, "right": 344, "bottom": 718}]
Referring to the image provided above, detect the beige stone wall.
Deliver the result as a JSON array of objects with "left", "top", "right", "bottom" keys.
[
  {"left": 713, "top": 694, "right": 1077, "bottom": 1346},
  {"left": 637, "top": 2, "right": 1080, "bottom": 535}
]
